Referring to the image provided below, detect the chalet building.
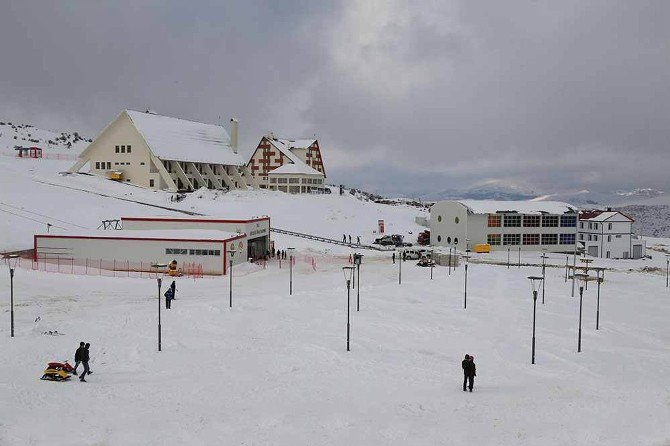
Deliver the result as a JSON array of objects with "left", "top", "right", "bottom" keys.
[
  {"left": 247, "top": 135, "right": 326, "bottom": 194},
  {"left": 430, "top": 200, "right": 579, "bottom": 253},
  {"left": 68, "top": 110, "right": 260, "bottom": 192},
  {"left": 578, "top": 209, "right": 646, "bottom": 259}
]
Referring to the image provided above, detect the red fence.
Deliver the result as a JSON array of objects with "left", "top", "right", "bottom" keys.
[{"left": 15, "top": 257, "right": 204, "bottom": 279}]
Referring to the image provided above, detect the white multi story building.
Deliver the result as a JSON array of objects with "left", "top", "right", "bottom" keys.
[
  {"left": 578, "top": 209, "right": 646, "bottom": 259},
  {"left": 68, "top": 110, "right": 260, "bottom": 192},
  {"left": 429, "top": 200, "right": 579, "bottom": 253}
]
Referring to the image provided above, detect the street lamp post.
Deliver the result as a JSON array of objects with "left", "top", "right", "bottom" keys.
[
  {"left": 342, "top": 266, "right": 355, "bottom": 351},
  {"left": 463, "top": 254, "right": 470, "bottom": 309},
  {"left": 354, "top": 253, "right": 363, "bottom": 311},
  {"left": 4, "top": 255, "right": 19, "bottom": 338},
  {"left": 448, "top": 247, "right": 452, "bottom": 276},
  {"left": 287, "top": 247, "right": 295, "bottom": 295},
  {"left": 571, "top": 242, "right": 578, "bottom": 297},
  {"left": 429, "top": 250, "right": 434, "bottom": 280},
  {"left": 151, "top": 263, "right": 168, "bottom": 352},
  {"left": 574, "top": 273, "right": 589, "bottom": 352},
  {"left": 591, "top": 267, "right": 605, "bottom": 330},
  {"left": 398, "top": 248, "right": 403, "bottom": 285},
  {"left": 227, "top": 249, "right": 236, "bottom": 308},
  {"left": 507, "top": 247, "right": 510, "bottom": 269},
  {"left": 540, "top": 253, "right": 548, "bottom": 304},
  {"left": 565, "top": 256, "right": 569, "bottom": 283},
  {"left": 527, "top": 276, "right": 544, "bottom": 364},
  {"left": 518, "top": 246, "right": 521, "bottom": 268},
  {"left": 666, "top": 256, "right": 669, "bottom": 288},
  {"left": 579, "top": 258, "right": 593, "bottom": 290}
]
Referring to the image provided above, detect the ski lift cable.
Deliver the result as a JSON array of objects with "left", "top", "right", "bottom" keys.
[
  {"left": 0, "top": 207, "right": 68, "bottom": 230},
  {"left": 0, "top": 201, "right": 89, "bottom": 229}
]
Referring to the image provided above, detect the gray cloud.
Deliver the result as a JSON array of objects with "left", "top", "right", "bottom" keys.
[{"left": 1, "top": 0, "right": 668, "bottom": 195}]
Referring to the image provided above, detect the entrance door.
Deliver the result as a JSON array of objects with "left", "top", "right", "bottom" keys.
[
  {"left": 588, "top": 246, "right": 599, "bottom": 257},
  {"left": 633, "top": 244, "right": 643, "bottom": 259}
]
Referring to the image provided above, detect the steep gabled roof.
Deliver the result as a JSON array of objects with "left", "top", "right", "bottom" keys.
[
  {"left": 125, "top": 110, "right": 245, "bottom": 166},
  {"left": 579, "top": 210, "right": 634, "bottom": 222},
  {"left": 266, "top": 137, "right": 323, "bottom": 176}
]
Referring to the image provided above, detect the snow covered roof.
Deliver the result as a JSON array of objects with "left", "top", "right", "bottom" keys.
[
  {"left": 579, "top": 210, "right": 633, "bottom": 222},
  {"left": 268, "top": 162, "right": 323, "bottom": 176},
  {"left": 266, "top": 137, "right": 323, "bottom": 176},
  {"left": 125, "top": 110, "right": 245, "bottom": 166},
  {"left": 36, "top": 229, "right": 242, "bottom": 241},
  {"left": 457, "top": 200, "right": 577, "bottom": 215},
  {"left": 121, "top": 215, "right": 270, "bottom": 223}
]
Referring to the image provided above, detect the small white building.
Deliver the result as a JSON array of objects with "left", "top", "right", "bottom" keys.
[
  {"left": 578, "top": 209, "right": 646, "bottom": 259},
  {"left": 121, "top": 216, "right": 271, "bottom": 260},
  {"left": 430, "top": 200, "right": 579, "bottom": 253},
  {"left": 34, "top": 229, "right": 247, "bottom": 275},
  {"left": 247, "top": 135, "right": 326, "bottom": 193},
  {"left": 68, "top": 110, "right": 260, "bottom": 192}
]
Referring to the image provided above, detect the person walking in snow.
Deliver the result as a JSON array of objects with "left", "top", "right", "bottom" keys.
[
  {"left": 80, "top": 343, "right": 91, "bottom": 382},
  {"left": 73, "top": 341, "right": 85, "bottom": 375},
  {"left": 357, "top": 236, "right": 360, "bottom": 245},
  {"left": 164, "top": 280, "right": 176, "bottom": 309},
  {"left": 348, "top": 235, "right": 352, "bottom": 244},
  {"left": 462, "top": 354, "right": 476, "bottom": 392},
  {"left": 343, "top": 234, "right": 346, "bottom": 243},
  {"left": 392, "top": 252, "right": 396, "bottom": 264}
]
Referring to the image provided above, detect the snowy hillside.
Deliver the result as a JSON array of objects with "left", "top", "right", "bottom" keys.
[{"left": 0, "top": 120, "right": 90, "bottom": 155}]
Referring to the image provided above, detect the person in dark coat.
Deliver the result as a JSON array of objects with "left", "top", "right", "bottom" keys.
[
  {"left": 462, "top": 354, "right": 476, "bottom": 392},
  {"left": 80, "top": 343, "right": 91, "bottom": 382},
  {"left": 392, "top": 252, "right": 396, "bottom": 264},
  {"left": 164, "top": 281, "right": 176, "bottom": 309},
  {"left": 73, "top": 341, "right": 85, "bottom": 375},
  {"left": 343, "top": 234, "right": 346, "bottom": 243},
  {"left": 348, "top": 235, "right": 352, "bottom": 244},
  {"left": 357, "top": 236, "right": 360, "bottom": 245}
]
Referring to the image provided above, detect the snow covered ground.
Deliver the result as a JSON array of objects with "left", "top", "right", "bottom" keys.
[
  {"left": 0, "top": 141, "right": 669, "bottom": 445},
  {"left": 0, "top": 249, "right": 669, "bottom": 445}
]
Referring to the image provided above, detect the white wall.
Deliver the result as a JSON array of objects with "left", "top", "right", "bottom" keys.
[
  {"left": 34, "top": 236, "right": 239, "bottom": 275},
  {"left": 430, "top": 201, "right": 578, "bottom": 253}
]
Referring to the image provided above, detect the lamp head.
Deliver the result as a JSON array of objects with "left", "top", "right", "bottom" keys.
[
  {"left": 574, "top": 272, "right": 589, "bottom": 288},
  {"left": 342, "top": 266, "right": 355, "bottom": 282},
  {"left": 527, "top": 275, "right": 544, "bottom": 293},
  {"left": 4, "top": 254, "right": 19, "bottom": 269}
]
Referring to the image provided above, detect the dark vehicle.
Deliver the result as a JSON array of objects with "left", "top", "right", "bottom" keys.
[
  {"left": 374, "top": 234, "right": 412, "bottom": 247},
  {"left": 417, "top": 230, "right": 430, "bottom": 246}
]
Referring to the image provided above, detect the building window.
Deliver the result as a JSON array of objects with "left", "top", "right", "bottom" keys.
[
  {"left": 289, "top": 178, "right": 299, "bottom": 184},
  {"left": 588, "top": 235, "right": 592, "bottom": 241},
  {"left": 437, "top": 235, "right": 442, "bottom": 242},
  {"left": 270, "top": 178, "right": 277, "bottom": 183},
  {"left": 278, "top": 178, "right": 288, "bottom": 184},
  {"left": 115, "top": 145, "right": 120, "bottom": 153},
  {"left": 606, "top": 251, "right": 610, "bottom": 258},
  {"left": 542, "top": 216, "right": 559, "bottom": 227},
  {"left": 523, "top": 234, "right": 540, "bottom": 245},
  {"left": 561, "top": 215, "right": 577, "bottom": 227},
  {"left": 454, "top": 237, "right": 459, "bottom": 245},
  {"left": 588, "top": 222, "right": 593, "bottom": 230},
  {"left": 593, "top": 235, "right": 598, "bottom": 241},
  {"left": 560, "top": 234, "right": 575, "bottom": 245},
  {"left": 95, "top": 162, "right": 100, "bottom": 169},
  {"left": 487, "top": 234, "right": 501, "bottom": 245},
  {"left": 580, "top": 222, "right": 584, "bottom": 229},
  {"left": 487, "top": 215, "right": 501, "bottom": 227},
  {"left": 523, "top": 215, "right": 540, "bottom": 227},
  {"left": 579, "top": 234, "right": 584, "bottom": 240},
  {"left": 616, "top": 234, "right": 621, "bottom": 238},
  {"left": 608, "top": 223, "right": 612, "bottom": 230},
  {"left": 503, "top": 234, "right": 520, "bottom": 245},
  {"left": 542, "top": 234, "right": 558, "bottom": 245},
  {"left": 455, "top": 217, "right": 460, "bottom": 224},
  {"left": 121, "top": 145, "right": 126, "bottom": 153},
  {"left": 607, "top": 235, "right": 611, "bottom": 242},
  {"left": 447, "top": 237, "right": 451, "bottom": 244},
  {"left": 107, "top": 162, "right": 111, "bottom": 169},
  {"left": 127, "top": 145, "right": 131, "bottom": 153},
  {"left": 149, "top": 179, "right": 154, "bottom": 187},
  {"left": 594, "top": 223, "right": 599, "bottom": 230},
  {"left": 504, "top": 215, "right": 521, "bottom": 227},
  {"left": 437, "top": 215, "right": 442, "bottom": 223}
]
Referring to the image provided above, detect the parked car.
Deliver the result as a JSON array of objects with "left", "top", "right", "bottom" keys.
[{"left": 403, "top": 249, "right": 422, "bottom": 260}]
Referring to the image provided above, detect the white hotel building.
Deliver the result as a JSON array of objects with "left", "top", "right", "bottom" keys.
[
  {"left": 430, "top": 200, "right": 579, "bottom": 253},
  {"left": 578, "top": 209, "right": 646, "bottom": 259}
]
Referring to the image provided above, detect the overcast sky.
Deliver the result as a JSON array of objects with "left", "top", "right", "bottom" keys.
[{"left": 1, "top": 0, "right": 669, "bottom": 196}]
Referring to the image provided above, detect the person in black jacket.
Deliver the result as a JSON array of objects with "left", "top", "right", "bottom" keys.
[
  {"left": 80, "top": 343, "right": 91, "bottom": 382},
  {"left": 73, "top": 341, "right": 85, "bottom": 375},
  {"left": 462, "top": 354, "right": 476, "bottom": 392}
]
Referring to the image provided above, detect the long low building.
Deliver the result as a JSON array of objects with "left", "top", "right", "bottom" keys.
[
  {"left": 34, "top": 229, "right": 247, "bottom": 275},
  {"left": 430, "top": 200, "right": 579, "bottom": 253},
  {"left": 121, "top": 216, "right": 270, "bottom": 260}
]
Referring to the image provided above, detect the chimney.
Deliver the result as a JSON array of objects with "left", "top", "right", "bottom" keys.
[
  {"left": 229, "top": 118, "right": 239, "bottom": 153},
  {"left": 606, "top": 207, "right": 612, "bottom": 212}
]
